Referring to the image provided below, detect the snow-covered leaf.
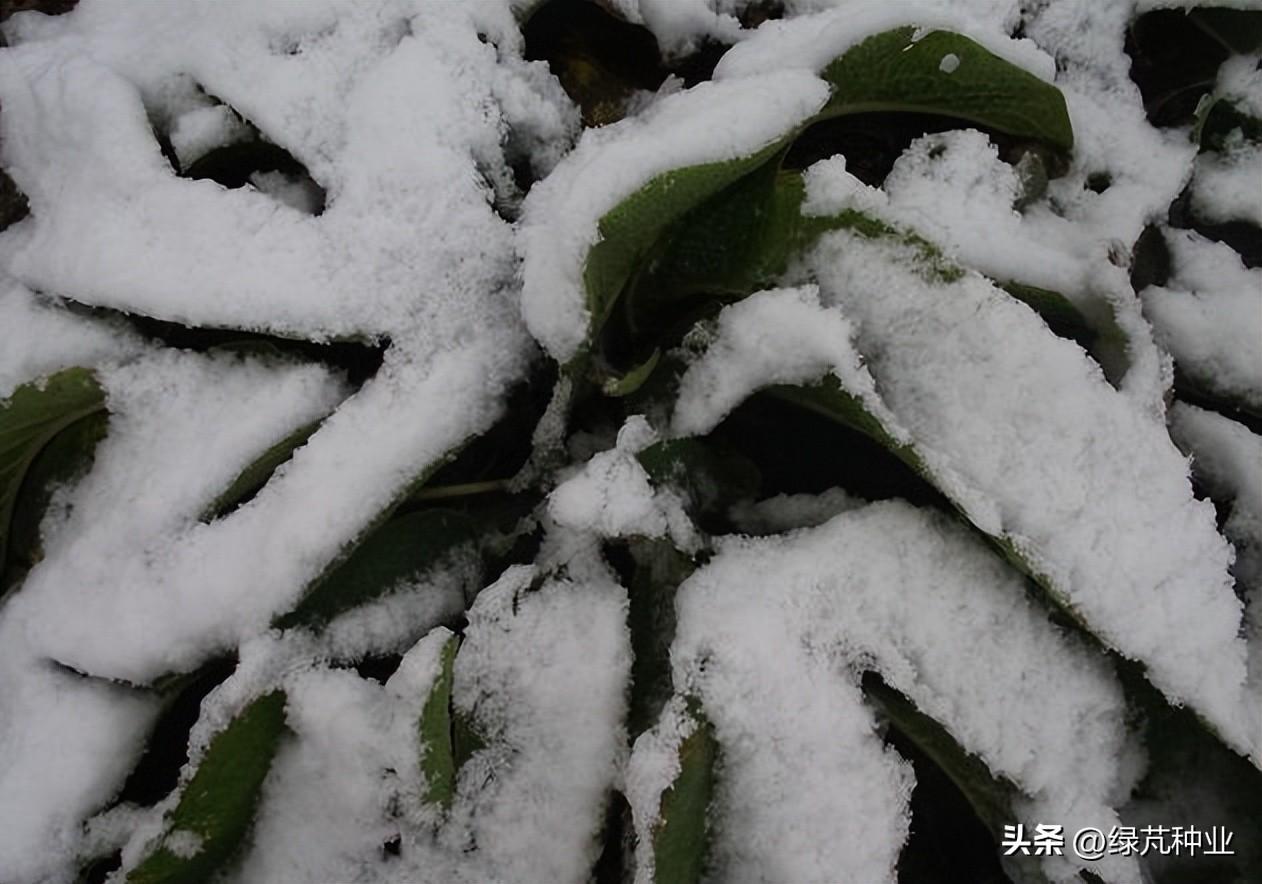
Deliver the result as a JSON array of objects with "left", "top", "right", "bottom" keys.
[
  {"left": 0, "top": 368, "right": 105, "bottom": 583},
  {"left": 127, "top": 691, "right": 287, "bottom": 884}
]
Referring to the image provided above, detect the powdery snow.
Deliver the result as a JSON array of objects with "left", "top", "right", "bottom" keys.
[
  {"left": 445, "top": 558, "right": 631, "bottom": 884},
  {"left": 798, "top": 229, "right": 1256, "bottom": 761},
  {"left": 1141, "top": 229, "right": 1262, "bottom": 411},
  {"left": 1191, "top": 138, "right": 1262, "bottom": 229},
  {"left": 668, "top": 502, "right": 1141, "bottom": 883},
  {"left": 549, "top": 415, "right": 700, "bottom": 551}
]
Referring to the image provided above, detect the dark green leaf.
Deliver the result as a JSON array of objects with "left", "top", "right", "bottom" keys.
[
  {"left": 820, "top": 27, "right": 1074, "bottom": 152},
  {"left": 0, "top": 369, "right": 106, "bottom": 584},
  {"left": 636, "top": 437, "right": 761, "bottom": 521},
  {"left": 275, "top": 509, "right": 475, "bottom": 630},
  {"left": 419, "top": 632, "right": 459, "bottom": 810},
  {"left": 582, "top": 138, "right": 793, "bottom": 358},
  {"left": 652, "top": 699, "right": 716, "bottom": 884},
  {"left": 626, "top": 540, "right": 695, "bottom": 737},
  {"left": 202, "top": 420, "right": 321, "bottom": 520},
  {"left": 127, "top": 691, "right": 287, "bottom": 884}
]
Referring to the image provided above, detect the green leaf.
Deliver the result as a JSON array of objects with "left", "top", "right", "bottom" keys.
[
  {"left": 652, "top": 700, "right": 716, "bottom": 884},
  {"left": 862, "top": 674, "right": 1014, "bottom": 833},
  {"left": 2, "top": 409, "right": 108, "bottom": 592},
  {"left": 636, "top": 437, "right": 761, "bottom": 522},
  {"left": 275, "top": 509, "right": 475, "bottom": 630},
  {"left": 0, "top": 369, "right": 106, "bottom": 585},
  {"left": 998, "top": 281, "right": 1098, "bottom": 351},
  {"left": 202, "top": 419, "right": 321, "bottom": 520},
  {"left": 419, "top": 632, "right": 460, "bottom": 810},
  {"left": 622, "top": 171, "right": 958, "bottom": 346},
  {"left": 820, "top": 27, "right": 1074, "bottom": 152},
  {"left": 862, "top": 674, "right": 1055, "bottom": 884},
  {"left": 127, "top": 691, "right": 288, "bottom": 884},
  {"left": 582, "top": 138, "right": 794, "bottom": 359}
]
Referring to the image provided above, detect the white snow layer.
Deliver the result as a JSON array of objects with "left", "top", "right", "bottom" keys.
[
  {"left": 669, "top": 247, "right": 1256, "bottom": 762},
  {"left": 800, "top": 230, "right": 1257, "bottom": 762},
  {"left": 549, "top": 415, "right": 700, "bottom": 551},
  {"left": 446, "top": 561, "right": 631, "bottom": 884},
  {"left": 1141, "top": 229, "right": 1262, "bottom": 411},
  {"left": 664, "top": 502, "right": 1140, "bottom": 883}
]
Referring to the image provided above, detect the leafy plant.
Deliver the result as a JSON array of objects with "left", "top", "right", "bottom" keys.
[{"left": 0, "top": 2, "right": 1259, "bottom": 884}]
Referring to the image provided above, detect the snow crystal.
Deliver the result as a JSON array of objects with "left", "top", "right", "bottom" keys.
[{"left": 938, "top": 52, "right": 960, "bottom": 73}]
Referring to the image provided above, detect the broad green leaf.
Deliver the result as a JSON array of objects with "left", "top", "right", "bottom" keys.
[
  {"left": 419, "top": 633, "right": 459, "bottom": 810},
  {"left": 862, "top": 674, "right": 1055, "bottom": 884},
  {"left": 275, "top": 509, "right": 475, "bottom": 630},
  {"left": 0, "top": 369, "right": 106, "bottom": 583},
  {"left": 583, "top": 138, "right": 791, "bottom": 355},
  {"left": 862, "top": 674, "right": 1015, "bottom": 834},
  {"left": 652, "top": 700, "right": 715, "bottom": 884},
  {"left": 820, "top": 27, "right": 1074, "bottom": 152},
  {"left": 201, "top": 419, "right": 320, "bottom": 520},
  {"left": 2, "top": 409, "right": 107, "bottom": 592},
  {"left": 622, "top": 172, "right": 957, "bottom": 346},
  {"left": 127, "top": 691, "right": 287, "bottom": 884}
]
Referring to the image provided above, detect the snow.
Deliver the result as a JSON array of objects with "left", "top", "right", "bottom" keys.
[
  {"left": 0, "top": 0, "right": 549, "bottom": 689},
  {"left": 168, "top": 103, "right": 250, "bottom": 169},
  {"left": 519, "top": 71, "right": 830, "bottom": 361},
  {"left": 671, "top": 285, "right": 903, "bottom": 440},
  {"left": 2, "top": 0, "right": 1261, "bottom": 879},
  {"left": 1169, "top": 404, "right": 1262, "bottom": 715},
  {"left": 445, "top": 557, "right": 631, "bottom": 884},
  {"left": 1141, "top": 229, "right": 1262, "bottom": 411},
  {"left": 549, "top": 416, "right": 700, "bottom": 551},
  {"left": 8, "top": 349, "right": 348, "bottom": 681},
  {"left": 797, "top": 229, "right": 1256, "bottom": 761},
  {"left": 1191, "top": 138, "right": 1262, "bottom": 229},
  {"left": 625, "top": 695, "right": 698, "bottom": 884},
  {"left": 669, "top": 502, "right": 1141, "bottom": 883},
  {"left": 0, "top": 614, "right": 159, "bottom": 883},
  {"left": 806, "top": 126, "right": 1174, "bottom": 416},
  {"left": 713, "top": 1, "right": 1054, "bottom": 83}
]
